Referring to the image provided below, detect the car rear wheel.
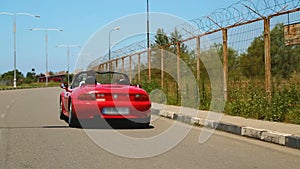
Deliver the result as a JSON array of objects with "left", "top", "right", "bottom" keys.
[
  {"left": 59, "top": 98, "right": 67, "bottom": 121},
  {"left": 134, "top": 116, "right": 151, "bottom": 128},
  {"left": 68, "top": 101, "right": 79, "bottom": 127}
]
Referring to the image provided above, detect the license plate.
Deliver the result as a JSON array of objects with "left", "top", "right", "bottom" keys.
[{"left": 102, "top": 107, "right": 129, "bottom": 115}]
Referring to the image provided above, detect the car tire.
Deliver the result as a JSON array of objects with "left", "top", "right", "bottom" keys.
[
  {"left": 59, "top": 98, "right": 67, "bottom": 121},
  {"left": 139, "top": 122, "right": 150, "bottom": 128},
  {"left": 135, "top": 116, "right": 151, "bottom": 128},
  {"left": 68, "top": 101, "right": 79, "bottom": 128}
]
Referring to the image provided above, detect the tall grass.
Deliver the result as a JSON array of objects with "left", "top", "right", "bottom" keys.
[{"left": 138, "top": 70, "right": 300, "bottom": 124}]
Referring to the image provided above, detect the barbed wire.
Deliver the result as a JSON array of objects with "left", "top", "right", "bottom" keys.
[
  {"left": 178, "top": 0, "right": 300, "bottom": 36},
  {"left": 88, "top": 0, "right": 300, "bottom": 70},
  {"left": 88, "top": 39, "right": 156, "bottom": 69}
]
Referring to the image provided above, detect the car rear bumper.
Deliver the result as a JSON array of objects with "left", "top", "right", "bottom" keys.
[{"left": 72, "top": 100, "right": 151, "bottom": 120}]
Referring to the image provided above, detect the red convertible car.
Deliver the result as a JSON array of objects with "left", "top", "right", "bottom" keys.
[{"left": 59, "top": 70, "right": 151, "bottom": 128}]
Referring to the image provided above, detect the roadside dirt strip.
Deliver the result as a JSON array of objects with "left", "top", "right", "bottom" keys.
[{"left": 151, "top": 103, "right": 300, "bottom": 150}]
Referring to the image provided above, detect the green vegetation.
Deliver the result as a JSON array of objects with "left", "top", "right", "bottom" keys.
[
  {"left": 0, "top": 81, "right": 61, "bottom": 90},
  {"left": 135, "top": 24, "right": 300, "bottom": 124},
  {"left": 225, "top": 79, "right": 300, "bottom": 124},
  {"left": 239, "top": 23, "right": 300, "bottom": 79},
  {"left": 0, "top": 70, "right": 65, "bottom": 89}
]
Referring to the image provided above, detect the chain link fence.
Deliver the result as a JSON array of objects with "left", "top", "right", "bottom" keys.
[{"left": 88, "top": 0, "right": 300, "bottom": 124}]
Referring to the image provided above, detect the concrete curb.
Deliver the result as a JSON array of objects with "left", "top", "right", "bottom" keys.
[
  {"left": 151, "top": 109, "right": 300, "bottom": 150},
  {"left": 0, "top": 86, "right": 48, "bottom": 91}
]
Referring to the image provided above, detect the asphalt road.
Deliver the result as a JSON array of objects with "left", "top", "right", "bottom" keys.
[{"left": 0, "top": 87, "right": 299, "bottom": 169}]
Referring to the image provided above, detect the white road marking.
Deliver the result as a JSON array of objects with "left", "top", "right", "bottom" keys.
[
  {"left": 1, "top": 114, "right": 5, "bottom": 119},
  {"left": 2, "top": 100, "right": 16, "bottom": 119},
  {"left": 1, "top": 104, "right": 11, "bottom": 119},
  {"left": 0, "top": 130, "right": 2, "bottom": 143}
]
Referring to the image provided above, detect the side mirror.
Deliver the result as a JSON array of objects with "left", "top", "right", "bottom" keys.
[{"left": 60, "top": 82, "right": 68, "bottom": 90}]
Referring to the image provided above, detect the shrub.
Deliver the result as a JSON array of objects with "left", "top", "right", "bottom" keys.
[{"left": 225, "top": 81, "right": 300, "bottom": 124}]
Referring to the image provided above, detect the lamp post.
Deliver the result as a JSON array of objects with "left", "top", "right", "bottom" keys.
[
  {"left": 0, "top": 12, "right": 40, "bottom": 88},
  {"left": 108, "top": 26, "right": 120, "bottom": 71},
  {"left": 56, "top": 45, "right": 81, "bottom": 85},
  {"left": 29, "top": 28, "right": 63, "bottom": 87},
  {"left": 146, "top": 0, "right": 151, "bottom": 80},
  {"left": 147, "top": 0, "right": 150, "bottom": 51}
]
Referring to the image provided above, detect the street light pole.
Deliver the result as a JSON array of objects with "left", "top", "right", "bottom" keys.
[
  {"left": 147, "top": 0, "right": 150, "bottom": 50},
  {"left": 67, "top": 47, "right": 70, "bottom": 84},
  {"left": 13, "top": 15, "right": 17, "bottom": 88},
  {"left": 108, "top": 26, "right": 120, "bottom": 71},
  {"left": 56, "top": 45, "right": 81, "bottom": 85},
  {"left": 29, "top": 28, "right": 63, "bottom": 87},
  {"left": 0, "top": 12, "right": 40, "bottom": 88},
  {"left": 146, "top": 0, "right": 151, "bottom": 80},
  {"left": 45, "top": 30, "right": 48, "bottom": 86}
]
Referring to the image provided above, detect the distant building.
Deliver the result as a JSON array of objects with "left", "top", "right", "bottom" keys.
[{"left": 37, "top": 71, "right": 67, "bottom": 83}]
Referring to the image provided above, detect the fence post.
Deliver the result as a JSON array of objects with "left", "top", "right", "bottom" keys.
[
  {"left": 115, "top": 59, "right": 118, "bottom": 71},
  {"left": 222, "top": 28, "right": 228, "bottom": 101},
  {"left": 122, "top": 57, "right": 125, "bottom": 73},
  {"left": 176, "top": 42, "right": 181, "bottom": 101},
  {"left": 196, "top": 36, "right": 201, "bottom": 84},
  {"left": 129, "top": 55, "right": 132, "bottom": 80},
  {"left": 161, "top": 47, "right": 164, "bottom": 89},
  {"left": 138, "top": 53, "right": 141, "bottom": 81},
  {"left": 111, "top": 60, "right": 114, "bottom": 71},
  {"left": 148, "top": 49, "right": 151, "bottom": 80},
  {"left": 106, "top": 62, "right": 108, "bottom": 71},
  {"left": 264, "top": 17, "right": 272, "bottom": 99},
  {"left": 109, "top": 60, "right": 112, "bottom": 71}
]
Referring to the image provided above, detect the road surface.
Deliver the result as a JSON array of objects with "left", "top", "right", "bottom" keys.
[{"left": 0, "top": 87, "right": 299, "bottom": 169}]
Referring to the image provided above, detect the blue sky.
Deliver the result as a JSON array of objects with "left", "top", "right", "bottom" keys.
[{"left": 0, "top": 0, "right": 234, "bottom": 75}]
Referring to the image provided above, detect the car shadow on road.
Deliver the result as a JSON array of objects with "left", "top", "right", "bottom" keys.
[
  {"left": 43, "top": 125, "right": 70, "bottom": 129},
  {"left": 74, "top": 119, "right": 155, "bottom": 130},
  {"left": 0, "top": 125, "right": 69, "bottom": 129},
  {"left": 0, "top": 125, "right": 154, "bottom": 130}
]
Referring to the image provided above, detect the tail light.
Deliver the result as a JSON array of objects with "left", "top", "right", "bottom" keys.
[
  {"left": 133, "top": 94, "right": 149, "bottom": 101},
  {"left": 78, "top": 92, "right": 149, "bottom": 102},
  {"left": 78, "top": 93, "right": 96, "bottom": 100}
]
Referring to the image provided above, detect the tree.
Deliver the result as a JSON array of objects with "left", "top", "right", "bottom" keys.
[
  {"left": 24, "top": 72, "right": 37, "bottom": 84},
  {"left": 240, "top": 23, "right": 300, "bottom": 79},
  {"left": 270, "top": 23, "right": 300, "bottom": 78},
  {"left": 49, "top": 71, "right": 54, "bottom": 76},
  {"left": 152, "top": 28, "right": 169, "bottom": 47},
  {"left": 170, "top": 28, "right": 194, "bottom": 66},
  {"left": 0, "top": 70, "right": 24, "bottom": 85},
  {"left": 240, "top": 36, "right": 265, "bottom": 79},
  {"left": 214, "top": 43, "right": 240, "bottom": 80},
  {"left": 150, "top": 28, "right": 209, "bottom": 105},
  {"left": 151, "top": 28, "right": 195, "bottom": 75}
]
